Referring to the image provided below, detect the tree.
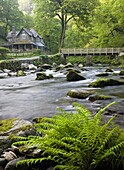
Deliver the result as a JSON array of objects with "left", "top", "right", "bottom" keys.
[
  {"left": 33, "top": 0, "right": 99, "bottom": 50},
  {"left": 0, "top": 0, "right": 24, "bottom": 38},
  {"left": 89, "top": 0, "right": 124, "bottom": 47}
]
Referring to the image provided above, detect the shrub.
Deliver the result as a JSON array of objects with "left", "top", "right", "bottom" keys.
[
  {"left": 12, "top": 102, "right": 124, "bottom": 170},
  {"left": 0, "top": 47, "right": 10, "bottom": 59}
]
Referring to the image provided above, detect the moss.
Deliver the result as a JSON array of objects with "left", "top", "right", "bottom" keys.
[
  {"left": 119, "top": 70, "right": 124, "bottom": 75},
  {"left": 89, "top": 95, "right": 112, "bottom": 102},
  {"left": 0, "top": 118, "right": 17, "bottom": 133},
  {"left": 17, "top": 70, "right": 26, "bottom": 76},
  {"left": 36, "top": 72, "right": 53, "bottom": 80},
  {"left": 67, "top": 89, "right": 94, "bottom": 99},
  {"left": 89, "top": 78, "right": 124, "bottom": 87}
]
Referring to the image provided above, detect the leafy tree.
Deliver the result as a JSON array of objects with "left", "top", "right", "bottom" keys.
[
  {"left": 89, "top": 0, "right": 124, "bottom": 47},
  {"left": 0, "top": 0, "right": 24, "bottom": 38},
  {"left": 33, "top": 0, "right": 99, "bottom": 51}
]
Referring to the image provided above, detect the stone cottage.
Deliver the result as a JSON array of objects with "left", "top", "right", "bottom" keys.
[{"left": 6, "top": 26, "right": 45, "bottom": 52}]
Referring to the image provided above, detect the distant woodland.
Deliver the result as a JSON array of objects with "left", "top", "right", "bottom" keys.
[{"left": 0, "top": 0, "right": 124, "bottom": 53}]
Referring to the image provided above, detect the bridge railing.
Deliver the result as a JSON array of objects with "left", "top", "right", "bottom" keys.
[{"left": 61, "top": 48, "right": 124, "bottom": 56}]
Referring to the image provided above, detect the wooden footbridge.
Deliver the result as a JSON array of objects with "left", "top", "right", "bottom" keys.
[{"left": 61, "top": 48, "right": 124, "bottom": 57}]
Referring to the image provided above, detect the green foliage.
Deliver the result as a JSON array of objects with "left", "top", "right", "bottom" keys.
[
  {"left": 0, "top": 47, "right": 10, "bottom": 59},
  {"left": 0, "top": 0, "right": 25, "bottom": 37},
  {"left": 0, "top": 118, "right": 17, "bottom": 133},
  {"left": 12, "top": 102, "right": 124, "bottom": 170}
]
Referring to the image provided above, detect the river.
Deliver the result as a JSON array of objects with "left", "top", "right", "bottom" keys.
[{"left": 0, "top": 66, "right": 124, "bottom": 126}]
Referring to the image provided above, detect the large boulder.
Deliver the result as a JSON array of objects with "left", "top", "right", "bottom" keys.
[
  {"left": 89, "top": 78, "right": 124, "bottom": 87},
  {"left": 36, "top": 72, "right": 53, "bottom": 80},
  {"left": 66, "top": 70, "right": 86, "bottom": 81},
  {"left": 0, "top": 119, "right": 33, "bottom": 136},
  {"left": 67, "top": 89, "right": 94, "bottom": 99}
]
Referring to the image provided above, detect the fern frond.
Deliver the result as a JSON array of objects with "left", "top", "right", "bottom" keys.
[
  {"left": 94, "top": 102, "right": 116, "bottom": 121},
  {"left": 17, "top": 157, "right": 49, "bottom": 167}
]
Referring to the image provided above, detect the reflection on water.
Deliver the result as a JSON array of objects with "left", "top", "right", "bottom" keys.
[{"left": 0, "top": 67, "right": 124, "bottom": 127}]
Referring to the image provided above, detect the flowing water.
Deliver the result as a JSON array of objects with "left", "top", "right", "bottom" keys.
[{"left": 0, "top": 66, "right": 124, "bottom": 126}]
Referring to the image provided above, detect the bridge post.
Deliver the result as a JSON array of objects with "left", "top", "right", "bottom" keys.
[{"left": 86, "top": 55, "right": 92, "bottom": 66}]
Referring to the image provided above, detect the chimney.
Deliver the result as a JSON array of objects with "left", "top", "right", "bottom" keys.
[{"left": 11, "top": 26, "right": 16, "bottom": 43}]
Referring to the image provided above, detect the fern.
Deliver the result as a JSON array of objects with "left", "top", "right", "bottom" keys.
[{"left": 12, "top": 102, "right": 124, "bottom": 170}]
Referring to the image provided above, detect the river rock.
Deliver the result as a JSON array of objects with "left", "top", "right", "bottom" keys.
[
  {"left": 78, "top": 64, "right": 83, "bottom": 69},
  {"left": 105, "top": 68, "right": 114, "bottom": 72},
  {"left": 36, "top": 72, "right": 53, "bottom": 80},
  {"left": 41, "top": 64, "right": 52, "bottom": 70},
  {"left": 0, "top": 119, "right": 33, "bottom": 136},
  {"left": 66, "top": 70, "right": 86, "bottom": 81},
  {"left": 3, "top": 151, "right": 17, "bottom": 161},
  {"left": 28, "top": 64, "right": 37, "bottom": 70},
  {"left": 96, "top": 72, "right": 109, "bottom": 77},
  {"left": 89, "top": 95, "right": 111, "bottom": 102},
  {"left": 0, "top": 70, "right": 3, "bottom": 73},
  {"left": 17, "top": 70, "right": 26, "bottom": 77},
  {"left": 66, "top": 68, "right": 81, "bottom": 74},
  {"left": 67, "top": 89, "right": 94, "bottom": 99},
  {"left": 8, "top": 72, "right": 17, "bottom": 77},
  {"left": 64, "top": 63, "right": 73, "bottom": 68},
  {"left": 21, "top": 63, "right": 29, "bottom": 70},
  {"left": 0, "top": 136, "right": 12, "bottom": 154},
  {"left": 0, "top": 73, "right": 8, "bottom": 79},
  {"left": 119, "top": 70, "right": 124, "bottom": 75},
  {"left": 89, "top": 78, "right": 124, "bottom": 87},
  {"left": 3, "top": 69, "right": 11, "bottom": 73},
  {"left": 55, "top": 64, "right": 65, "bottom": 71},
  {"left": 4, "top": 157, "right": 29, "bottom": 170},
  {"left": 0, "top": 158, "right": 7, "bottom": 166}
]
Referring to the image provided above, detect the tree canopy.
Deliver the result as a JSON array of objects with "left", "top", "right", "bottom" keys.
[
  {"left": 33, "top": 0, "right": 99, "bottom": 51},
  {"left": 0, "top": 0, "right": 24, "bottom": 38}
]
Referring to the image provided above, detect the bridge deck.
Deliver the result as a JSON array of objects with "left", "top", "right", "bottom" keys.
[{"left": 61, "top": 48, "right": 124, "bottom": 56}]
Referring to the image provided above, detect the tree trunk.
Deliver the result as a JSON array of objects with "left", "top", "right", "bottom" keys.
[{"left": 59, "top": 12, "right": 67, "bottom": 50}]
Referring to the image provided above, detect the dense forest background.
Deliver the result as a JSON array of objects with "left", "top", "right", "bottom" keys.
[{"left": 0, "top": 0, "right": 124, "bottom": 53}]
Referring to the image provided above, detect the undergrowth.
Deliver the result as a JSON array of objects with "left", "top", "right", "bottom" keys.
[{"left": 12, "top": 102, "right": 124, "bottom": 170}]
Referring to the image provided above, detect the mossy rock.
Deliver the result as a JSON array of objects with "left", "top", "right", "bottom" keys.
[
  {"left": 89, "top": 78, "right": 124, "bottom": 87},
  {"left": 89, "top": 95, "right": 112, "bottom": 102},
  {"left": 64, "top": 63, "right": 73, "bottom": 68},
  {"left": 119, "top": 70, "right": 124, "bottom": 75},
  {"left": 66, "top": 68, "right": 81, "bottom": 74},
  {"left": 0, "top": 118, "right": 17, "bottom": 133},
  {"left": 96, "top": 72, "right": 109, "bottom": 77},
  {"left": 105, "top": 68, "right": 114, "bottom": 72},
  {"left": 67, "top": 89, "right": 94, "bottom": 99},
  {"left": 41, "top": 64, "right": 52, "bottom": 70},
  {"left": 36, "top": 72, "right": 53, "bottom": 80},
  {"left": 55, "top": 64, "right": 65, "bottom": 71},
  {"left": 66, "top": 70, "right": 86, "bottom": 81},
  {"left": 17, "top": 70, "right": 26, "bottom": 77}
]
